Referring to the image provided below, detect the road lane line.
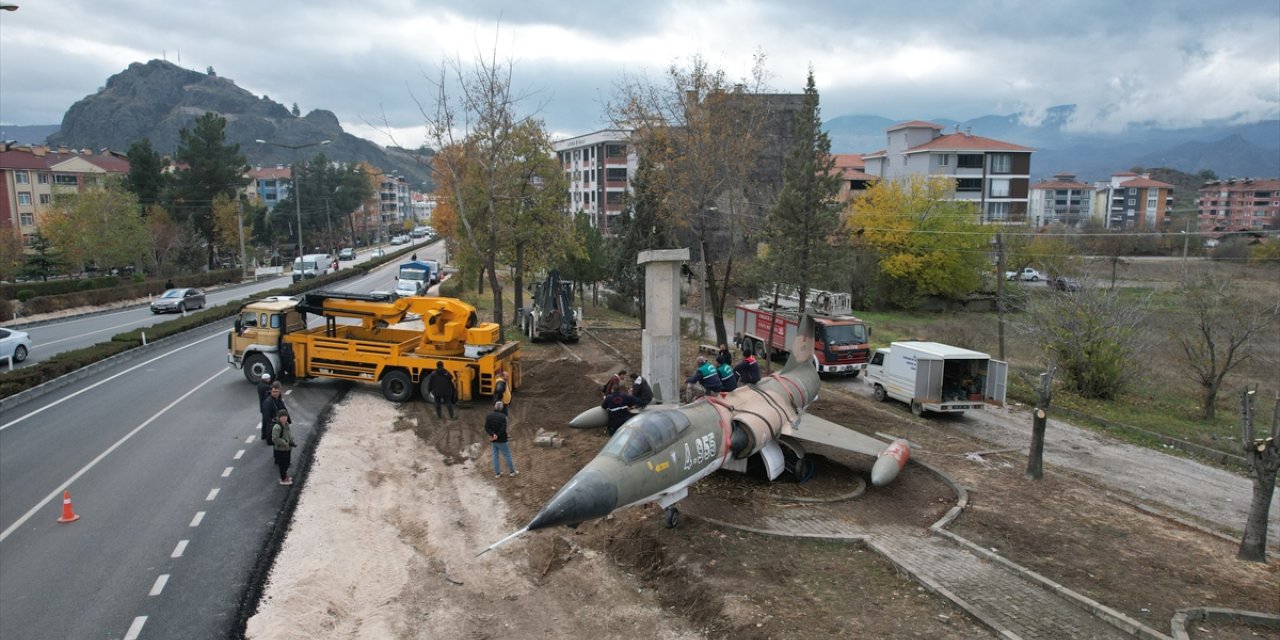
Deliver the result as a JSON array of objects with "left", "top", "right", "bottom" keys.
[
  {"left": 244, "top": 435, "right": 255, "bottom": 444},
  {"left": 206, "top": 488, "right": 220, "bottom": 501},
  {"left": 0, "top": 367, "right": 227, "bottom": 542},
  {"left": 149, "top": 574, "right": 169, "bottom": 596},
  {"left": 0, "top": 330, "right": 226, "bottom": 431},
  {"left": 233, "top": 449, "right": 244, "bottom": 460},
  {"left": 221, "top": 467, "right": 233, "bottom": 478},
  {"left": 171, "top": 540, "right": 188, "bottom": 558},
  {"left": 123, "top": 616, "right": 146, "bottom": 640},
  {"left": 189, "top": 511, "right": 205, "bottom": 527},
  {"left": 37, "top": 314, "right": 165, "bottom": 346}
]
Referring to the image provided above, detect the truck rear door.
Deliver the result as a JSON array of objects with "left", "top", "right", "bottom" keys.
[
  {"left": 985, "top": 359, "right": 1008, "bottom": 406},
  {"left": 915, "top": 358, "right": 943, "bottom": 403}
]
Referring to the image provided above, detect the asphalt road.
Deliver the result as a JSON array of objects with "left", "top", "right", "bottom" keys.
[
  {"left": 0, "top": 238, "right": 446, "bottom": 639},
  {"left": 12, "top": 238, "right": 435, "bottom": 369}
]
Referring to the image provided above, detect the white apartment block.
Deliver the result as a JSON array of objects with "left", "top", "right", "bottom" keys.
[
  {"left": 552, "top": 129, "right": 636, "bottom": 235},
  {"left": 863, "top": 121, "right": 1035, "bottom": 223},
  {"left": 1029, "top": 173, "right": 1093, "bottom": 228}
]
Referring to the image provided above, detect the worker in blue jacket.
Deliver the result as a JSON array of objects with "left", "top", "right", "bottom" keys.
[
  {"left": 684, "top": 356, "right": 722, "bottom": 400},
  {"left": 717, "top": 360, "right": 739, "bottom": 392}
]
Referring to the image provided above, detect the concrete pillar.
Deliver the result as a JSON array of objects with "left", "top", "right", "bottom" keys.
[{"left": 637, "top": 248, "right": 689, "bottom": 404}]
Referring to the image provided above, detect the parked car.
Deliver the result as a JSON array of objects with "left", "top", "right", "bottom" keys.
[
  {"left": 338, "top": 248, "right": 356, "bottom": 261},
  {"left": 1004, "top": 267, "right": 1043, "bottom": 282},
  {"left": 0, "top": 327, "right": 32, "bottom": 363},
  {"left": 1053, "top": 276, "right": 1083, "bottom": 291},
  {"left": 370, "top": 247, "right": 386, "bottom": 258},
  {"left": 151, "top": 288, "right": 206, "bottom": 313}
]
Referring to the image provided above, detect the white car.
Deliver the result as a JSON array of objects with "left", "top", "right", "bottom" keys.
[{"left": 0, "top": 327, "right": 33, "bottom": 364}]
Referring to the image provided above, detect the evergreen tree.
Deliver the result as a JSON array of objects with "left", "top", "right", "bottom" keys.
[
  {"left": 22, "top": 232, "right": 63, "bottom": 281},
  {"left": 125, "top": 138, "right": 167, "bottom": 208},
  {"left": 291, "top": 102, "right": 301, "bottom": 117},
  {"left": 763, "top": 70, "right": 843, "bottom": 311},
  {"left": 171, "top": 112, "right": 248, "bottom": 269}
]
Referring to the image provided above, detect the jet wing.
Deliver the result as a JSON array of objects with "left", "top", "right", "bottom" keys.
[{"left": 785, "top": 413, "right": 889, "bottom": 458}]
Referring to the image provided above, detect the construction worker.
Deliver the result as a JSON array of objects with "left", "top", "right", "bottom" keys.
[
  {"left": 601, "top": 388, "right": 637, "bottom": 436},
  {"left": 630, "top": 373, "right": 654, "bottom": 408},
  {"left": 684, "top": 356, "right": 722, "bottom": 400},
  {"left": 602, "top": 369, "right": 626, "bottom": 396},
  {"left": 734, "top": 352, "right": 761, "bottom": 385},
  {"left": 717, "top": 359, "right": 739, "bottom": 392},
  {"left": 716, "top": 343, "right": 733, "bottom": 366}
]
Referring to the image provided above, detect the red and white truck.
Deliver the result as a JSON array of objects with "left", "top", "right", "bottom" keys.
[{"left": 733, "top": 287, "right": 871, "bottom": 376}]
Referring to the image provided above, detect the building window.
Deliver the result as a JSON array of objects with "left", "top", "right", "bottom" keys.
[
  {"left": 23, "top": 233, "right": 36, "bottom": 247},
  {"left": 14, "top": 171, "right": 29, "bottom": 184},
  {"left": 20, "top": 212, "right": 35, "bottom": 226},
  {"left": 989, "top": 154, "right": 1011, "bottom": 173},
  {"left": 605, "top": 191, "right": 624, "bottom": 205},
  {"left": 987, "top": 202, "right": 1010, "bottom": 219},
  {"left": 39, "top": 194, "right": 51, "bottom": 204},
  {"left": 937, "top": 154, "right": 949, "bottom": 166},
  {"left": 606, "top": 168, "right": 627, "bottom": 182},
  {"left": 1128, "top": 199, "right": 1136, "bottom": 206},
  {"left": 37, "top": 173, "right": 50, "bottom": 184},
  {"left": 605, "top": 144, "right": 626, "bottom": 158},
  {"left": 956, "top": 178, "right": 982, "bottom": 192},
  {"left": 53, "top": 174, "right": 78, "bottom": 185},
  {"left": 17, "top": 192, "right": 32, "bottom": 205},
  {"left": 990, "top": 179, "right": 1010, "bottom": 197},
  {"left": 957, "top": 154, "right": 983, "bottom": 168},
  {"left": 1128, "top": 187, "right": 1137, "bottom": 195}
]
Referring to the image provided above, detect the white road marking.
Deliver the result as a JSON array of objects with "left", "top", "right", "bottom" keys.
[
  {"left": 0, "top": 330, "right": 226, "bottom": 431},
  {"left": 171, "top": 540, "right": 188, "bottom": 558},
  {"left": 189, "top": 511, "right": 205, "bottom": 527},
  {"left": 244, "top": 435, "right": 255, "bottom": 444},
  {"left": 123, "top": 616, "right": 146, "bottom": 640},
  {"left": 0, "top": 367, "right": 228, "bottom": 543},
  {"left": 149, "top": 574, "right": 169, "bottom": 596},
  {"left": 205, "top": 488, "right": 220, "bottom": 501},
  {"left": 233, "top": 449, "right": 244, "bottom": 460},
  {"left": 221, "top": 467, "right": 233, "bottom": 478}
]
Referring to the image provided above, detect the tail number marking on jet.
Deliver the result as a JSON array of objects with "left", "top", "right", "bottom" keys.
[{"left": 684, "top": 433, "right": 717, "bottom": 471}]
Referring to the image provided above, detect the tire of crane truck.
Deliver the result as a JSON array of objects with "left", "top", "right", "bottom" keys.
[
  {"left": 381, "top": 369, "right": 414, "bottom": 403},
  {"left": 243, "top": 354, "right": 275, "bottom": 384}
]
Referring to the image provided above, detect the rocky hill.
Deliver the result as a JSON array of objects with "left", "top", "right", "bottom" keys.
[{"left": 46, "top": 60, "right": 432, "bottom": 189}]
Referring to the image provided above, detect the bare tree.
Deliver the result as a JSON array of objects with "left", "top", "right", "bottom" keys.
[
  {"left": 607, "top": 54, "right": 773, "bottom": 346},
  {"left": 420, "top": 32, "right": 546, "bottom": 337},
  {"left": 1237, "top": 389, "right": 1279, "bottom": 562},
  {"left": 1173, "top": 274, "right": 1280, "bottom": 420}
]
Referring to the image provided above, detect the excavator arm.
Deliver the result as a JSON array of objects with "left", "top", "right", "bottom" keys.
[{"left": 297, "top": 291, "right": 501, "bottom": 355}]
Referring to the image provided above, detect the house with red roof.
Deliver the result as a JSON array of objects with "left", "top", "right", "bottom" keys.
[
  {"left": 1090, "top": 172, "right": 1175, "bottom": 229},
  {"left": 0, "top": 143, "right": 131, "bottom": 246},
  {"left": 830, "top": 153, "right": 876, "bottom": 203},
  {"left": 1028, "top": 173, "right": 1093, "bottom": 227},
  {"left": 1196, "top": 178, "right": 1279, "bottom": 237},
  {"left": 862, "top": 121, "right": 1034, "bottom": 223}
]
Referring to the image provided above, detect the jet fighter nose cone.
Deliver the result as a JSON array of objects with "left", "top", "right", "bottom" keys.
[{"left": 527, "top": 468, "right": 619, "bottom": 531}]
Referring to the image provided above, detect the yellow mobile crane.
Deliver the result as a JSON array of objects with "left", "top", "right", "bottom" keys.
[{"left": 228, "top": 291, "right": 519, "bottom": 402}]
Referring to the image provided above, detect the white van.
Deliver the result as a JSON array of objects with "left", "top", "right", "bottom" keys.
[{"left": 292, "top": 253, "right": 334, "bottom": 282}]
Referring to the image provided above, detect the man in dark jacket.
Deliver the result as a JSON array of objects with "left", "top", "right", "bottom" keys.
[
  {"left": 601, "top": 389, "right": 637, "bottom": 436},
  {"left": 716, "top": 343, "right": 733, "bottom": 366},
  {"left": 256, "top": 372, "right": 273, "bottom": 404},
  {"left": 426, "top": 362, "right": 457, "bottom": 419},
  {"left": 484, "top": 402, "right": 517, "bottom": 478},
  {"left": 630, "top": 373, "right": 654, "bottom": 408},
  {"left": 601, "top": 369, "right": 626, "bottom": 396},
  {"left": 260, "top": 381, "right": 287, "bottom": 444},
  {"left": 734, "top": 353, "right": 761, "bottom": 385}
]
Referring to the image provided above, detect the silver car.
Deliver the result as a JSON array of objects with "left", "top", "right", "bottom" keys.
[
  {"left": 151, "top": 288, "right": 206, "bottom": 314},
  {"left": 0, "top": 327, "right": 32, "bottom": 363}
]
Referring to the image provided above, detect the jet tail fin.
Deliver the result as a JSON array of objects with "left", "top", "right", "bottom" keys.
[
  {"left": 781, "top": 313, "right": 815, "bottom": 373},
  {"left": 476, "top": 526, "right": 529, "bottom": 557}
]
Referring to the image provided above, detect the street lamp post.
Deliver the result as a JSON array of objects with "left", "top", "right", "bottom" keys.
[{"left": 255, "top": 138, "right": 330, "bottom": 263}]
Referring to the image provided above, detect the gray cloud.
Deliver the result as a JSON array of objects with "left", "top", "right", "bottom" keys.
[{"left": 1, "top": 0, "right": 1276, "bottom": 145}]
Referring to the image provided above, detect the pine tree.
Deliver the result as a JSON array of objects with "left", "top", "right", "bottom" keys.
[
  {"left": 763, "top": 70, "right": 842, "bottom": 311},
  {"left": 171, "top": 112, "right": 248, "bottom": 269},
  {"left": 125, "top": 138, "right": 168, "bottom": 208}
]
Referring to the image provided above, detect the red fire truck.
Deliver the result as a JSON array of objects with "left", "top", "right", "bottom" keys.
[{"left": 733, "top": 287, "right": 871, "bottom": 376}]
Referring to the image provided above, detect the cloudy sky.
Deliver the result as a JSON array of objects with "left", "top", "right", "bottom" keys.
[{"left": 1, "top": 0, "right": 1277, "bottom": 147}]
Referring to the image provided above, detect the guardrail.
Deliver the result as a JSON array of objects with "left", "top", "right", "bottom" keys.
[{"left": 255, "top": 266, "right": 285, "bottom": 279}]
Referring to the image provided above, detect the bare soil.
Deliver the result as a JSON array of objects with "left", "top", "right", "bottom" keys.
[{"left": 247, "top": 324, "right": 1278, "bottom": 640}]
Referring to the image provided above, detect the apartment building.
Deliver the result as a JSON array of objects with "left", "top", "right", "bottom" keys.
[
  {"left": 553, "top": 130, "right": 635, "bottom": 235},
  {"left": 0, "top": 143, "right": 130, "bottom": 245},
  {"left": 862, "top": 121, "right": 1034, "bottom": 223},
  {"left": 1196, "top": 178, "right": 1280, "bottom": 236},
  {"left": 1090, "top": 172, "right": 1175, "bottom": 229},
  {"left": 1028, "top": 173, "right": 1093, "bottom": 228},
  {"left": 247, "top": 165, "right": 292, "bottom": 211}
]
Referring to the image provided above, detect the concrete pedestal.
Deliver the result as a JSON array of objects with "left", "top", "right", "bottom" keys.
[{"left": 637, "top": 249, "right": 689, "bottom": 404}]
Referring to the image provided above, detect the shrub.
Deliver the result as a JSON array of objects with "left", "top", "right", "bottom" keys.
[{"left": 16, "top": 289, "right": 36, "bottom": 302}]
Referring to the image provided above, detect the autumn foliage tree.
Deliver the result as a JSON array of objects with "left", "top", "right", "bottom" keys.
[
  {"left": 41, "top": 180, "right": 150, "bottom": 274},
  {"left": 847, "top": 175, "right": 993, "bottom": 308}
]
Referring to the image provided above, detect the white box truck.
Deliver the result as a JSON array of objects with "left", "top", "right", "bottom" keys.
[{"left": 864, "top": 341, "right": 1007, "bottom": 417}]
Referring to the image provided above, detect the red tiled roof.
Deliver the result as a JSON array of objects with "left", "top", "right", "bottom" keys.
[
  {"left": 839, "top": 168, "right": 877, "bottom": 181},
  {"left": 831, "top": 153, "right": 864, "bottom": 170},
  {"left": 886, "top": 120, "right": 944, "bottom": 132},
  {"left": 1112, "top": 171, "right": 1139, "bottom": 177},
  {"left": 906, "top": 132, "right": 1034, "bottom": 153},
  {"left": 248, "top": 166, "right": 292, "bottom": 180},
  {"left": 861, "top": 149, "right": 887, "bottom": 159},
  {"left": 1119, "top": 177, "right": 1174, "bottom": 189},
  {"left": 1, "top": 147, "right": 130, "bottom": 172},
  {"left": 1198, "top": 179, "right": 1280, "bottom": 192},
  {"left": 82, "top": 155, "right": 130, "bottom": 173}
]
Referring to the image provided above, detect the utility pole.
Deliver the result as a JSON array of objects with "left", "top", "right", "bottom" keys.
[
  {"left": 1181, "top": 221, "right": 1191, "bottom": 282},
  {"left": 236, "top": 198, "right": 248, "bottom": 279},
  {"left": 996, "top": 232, "right": 1006, "bottom": 361}
]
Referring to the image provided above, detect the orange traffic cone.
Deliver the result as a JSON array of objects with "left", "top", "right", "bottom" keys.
[{"left": 57, "top": 490, "right": 80, "bottom": 523}]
